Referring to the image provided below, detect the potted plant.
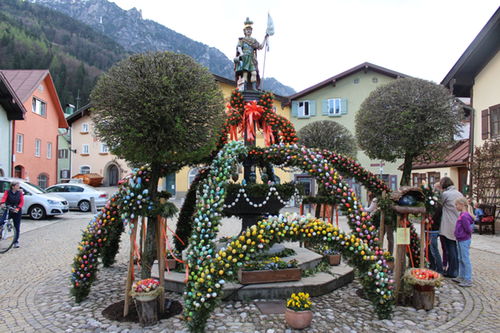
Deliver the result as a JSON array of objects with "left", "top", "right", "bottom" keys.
[
  {"left": 403, "top": 268, "right": 442, "bottom": 310},
  {"left": 285, "top": 292, "right": 313, "bottom": 329},
  {"left": 165, "top": 250, "right": 180, "bottom": 270},
  {"left": 238, "top": 257, "right": 300, "bottom": 284},
  {"left": 130, "top": 278, "right": 164, "bottom": 326},
  {"left": 322, "top": 247, "right": 341, "bottom": 266}
]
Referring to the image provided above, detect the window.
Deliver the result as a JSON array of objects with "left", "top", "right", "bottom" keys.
[
  {"left": 298, "top": 101, "right": 310, "bottom": 117},
  {"left": 81, "top": 123, "right": 89, "bottom": 133},
  {"left": 82, "top": 144, "right": 89, "bottom": 154},
  {"left": 46, "top": 185, "right": 64, "bottom": 193},
  {"left": 427, "top": 172, "right": 440, "bottom": 186},
  {"left": 292, "top": 100, "right": 316, "bottom": 118},
  {"left": 16, "top": 134, "right": 23, "bottom": 153},
  {"left": 58, "top": 149, "right": 69, "bottom": 159},
  {"left": 68, "top": 185, "right": 84, "bottom": 192},
  {"left": 35, "top": 139, "right": 41, "bottom": 157},
  {"left": 372, "top": 77, "right": 378, "bottom": 83},
  {"left": 80, "top": 166, "right": 90, "bottom": 174},
  {"left": 47, "top": 142, "right": 52, "bottom": 159},
  {"left": 412, "top": 173, "right": 427, "bottom": 186},
  {"left": 60, "top": 169, "right": 70, "bottom": 179},
  {"left": 322, "top": 99, "right": 348, "bottom": 116},
  {"left": 328, "top": 99, "right": 342, "bottom": 115},
  {"left": 481, "top": 105, "right": 500, "bottom": 139},
  {"left": 37, "top": 173, "right": 49, "bottom": 189},
  {"left": 100, "top": 143, "right": 109, "bottom": 153},
  {"left": 188, "top": 168, "right": 200, "bottom": 186},
  {"left": 32, "top": 98, "right": 47, "bottom": 116},
  {"left": 491, "top": 107, "right": 500, "bottom": 138},
  {"left": 353, "top": 78, "right": 360, "bottom": 84}
]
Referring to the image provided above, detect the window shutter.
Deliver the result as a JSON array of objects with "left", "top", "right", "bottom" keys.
[
  {"left": 322, "top": 100, "right": 328, "bottom": 115},
  {"left": 291, "top": 101, "right": 298, "bottom": 117},
  {"left": 309, "top": 100, "right": 316, "bottom": 116},
  {"left": 341, "top": 99, "right": 348, "bottom": 115},
  {"left": 481, "top": 109, "right": 489, "bottom": 139}
]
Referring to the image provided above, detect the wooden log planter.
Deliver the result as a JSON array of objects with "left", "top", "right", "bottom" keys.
[
  {"left": 403, "top": 268, "right": 442, "bottom": 311},
  {"left": 238, "top": 268, "right": 301, "bottom": 285},
  {"left": 412, "top": 284, "right": 435, "bottom": 310}
]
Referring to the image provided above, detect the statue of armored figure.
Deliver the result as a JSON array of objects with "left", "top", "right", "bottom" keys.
[{"left": 234, "top": 17, "right": 268, "bottom": 91}]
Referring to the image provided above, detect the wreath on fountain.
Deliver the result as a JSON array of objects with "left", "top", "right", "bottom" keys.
[{"left": 69, "top": 89, "right": 422, "bottom": 329}]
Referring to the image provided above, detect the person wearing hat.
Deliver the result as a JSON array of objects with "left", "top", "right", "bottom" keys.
[
  {"left": 234, "top": 17, "right": 268, "bottom": 90},
  {"left": 1, "top": 181, "right": 24, "bottom": 248}
]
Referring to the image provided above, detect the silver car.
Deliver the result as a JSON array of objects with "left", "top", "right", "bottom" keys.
[
  {"left": 45, "top": 184, "right": 108, "bottom": 212},
  {"left": 0, "top": 177, "right": 69, "bottom": 220}
]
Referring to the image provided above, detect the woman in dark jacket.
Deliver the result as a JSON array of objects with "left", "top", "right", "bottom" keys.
[{"left": 0, "top": 181, "right": 24, "bottom": 248}]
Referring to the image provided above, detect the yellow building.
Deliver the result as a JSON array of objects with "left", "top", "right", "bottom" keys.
[
  {"left": 441, "top": 8, "right": 499, "bottom": 229},
  {"left": 164, "top": 75, "right": 292, "bottom": 198}
]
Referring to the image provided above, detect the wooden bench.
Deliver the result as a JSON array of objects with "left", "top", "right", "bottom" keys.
[{"left": 478, "top": 204, "right": 496, "bottom": 235}]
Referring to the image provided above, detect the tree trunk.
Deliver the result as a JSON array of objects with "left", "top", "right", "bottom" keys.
[
  {"left": 400, "top": 154, "right": 414, "bottom": 187},
  {"left": 141, "top": 162, "right": 161, "bottom": 279}
]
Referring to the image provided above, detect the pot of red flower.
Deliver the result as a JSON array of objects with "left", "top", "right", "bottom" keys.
[
  {"left": 403, "top": 268, "right": 442, "bottom": 310},
  {"left": 285, "top": 292, "right": 313, "bottom": 330},
  {"left": 130, "top": 278, "right": 164, "bottom": 326}
]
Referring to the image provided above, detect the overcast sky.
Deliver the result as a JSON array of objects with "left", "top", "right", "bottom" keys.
[{"left": 111, "top": 0, "right": 498, "bottom": 92}]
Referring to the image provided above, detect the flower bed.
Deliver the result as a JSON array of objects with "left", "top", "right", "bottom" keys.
[{"left": 238, "top": 257, "right": 300, "bottom": 284}]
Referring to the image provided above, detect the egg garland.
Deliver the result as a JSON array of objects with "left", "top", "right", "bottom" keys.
[
  {"left": 70, "top": 192, "right": 121, "bottom": 302},
  {"left": 70, "top": 165, "right": 160, "bottom": 302},
  {"left": 184, "top": 142, "right": 394, "bottom": 333}
]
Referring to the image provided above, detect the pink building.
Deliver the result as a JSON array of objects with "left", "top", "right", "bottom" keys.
[{"left": 1, "top": 70, "right": 68, "bottom": 187}]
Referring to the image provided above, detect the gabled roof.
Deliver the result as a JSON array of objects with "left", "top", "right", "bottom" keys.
[
  {"left": 66, "top": 103, "right": 92, "bottom": 125},
  {"left": 0, "top": 72, "right": 26, "bottom": 120},
  {"left": 289, "top": 62, "right": 409, "bottom": 100},
  {"left": 441, "top": 7, "right": 500, "bottom": 97},
  {"left": 0, "top": 69, "right": 68, "bottom": 128},
  {"left": 411, "top": 139, "right": 470, "bottom": 169}
]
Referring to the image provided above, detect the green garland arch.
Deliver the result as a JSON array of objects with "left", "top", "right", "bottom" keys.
[{"left": 184, "top": 141, "right": 394, "bottom": 332}]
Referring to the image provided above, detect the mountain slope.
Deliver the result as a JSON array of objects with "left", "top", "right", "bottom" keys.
[
  {"left": 0, "top": 0, "right": 128, "bottom": 107},
  {"left": 31, "top": 0, "right": 296, "bottom": 96}
]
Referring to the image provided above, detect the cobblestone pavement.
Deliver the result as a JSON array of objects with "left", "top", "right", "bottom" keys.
[{"left": 0, "top": 212, "right": 499, "bottom": 332}]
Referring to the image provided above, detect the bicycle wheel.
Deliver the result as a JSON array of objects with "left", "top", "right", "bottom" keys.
[{"left": 0, "top": 220, "right": 17, "bottom": 253}]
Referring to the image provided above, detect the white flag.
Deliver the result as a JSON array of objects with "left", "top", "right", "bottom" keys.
[{"left": 266, "top": 13, "right": 275, "bottom": 36}]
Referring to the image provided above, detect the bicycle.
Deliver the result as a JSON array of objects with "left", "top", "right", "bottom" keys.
[{"left": 0, "top": 205, "right": 18, "bottom": 253}]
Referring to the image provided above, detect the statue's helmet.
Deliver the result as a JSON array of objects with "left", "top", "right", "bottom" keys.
[{"left": 243, "top": 17, "right": 253, "bottom": 30}]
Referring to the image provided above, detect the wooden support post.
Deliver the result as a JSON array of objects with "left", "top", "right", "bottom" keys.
[
  {"left": 420, "top": 214, "right": 426, "bottom": 268},
  {"left": 322, "top": 204, "right": 326, "bottom": 220},
  {"left": 378, "top": 191, "right": 386, "bottom": 248},
  {"left": 335, "top": 205, "right": 339, "bottom": 227},
  {"left": 394, "top": 214, "right": 406, "bottom": 302},
  {"left": 156, "top": 216, "right": 166, "bottom": 312},
  {"left": 379, "top": 210, "right": 385, "bottom": 248},
  {"left": 124, "top": 218, "right": 138, "bottom": 317},
  {"left": 329, "top": 205, "right": 333, "bottom": 224}
]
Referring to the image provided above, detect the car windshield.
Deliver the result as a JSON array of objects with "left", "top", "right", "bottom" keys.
[{"left": 22, "top": 182, "right": 46, "bottom": 194}]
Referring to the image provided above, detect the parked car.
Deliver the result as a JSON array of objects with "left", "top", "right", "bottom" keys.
[
  {"left": 45, "top": 183, "right": 108, "bottom": 212},
  {"left": 0, "top": 177, "right": 69, "bottom": 220}
]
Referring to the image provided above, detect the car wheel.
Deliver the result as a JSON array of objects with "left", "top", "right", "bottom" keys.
[
  {"left": 29, "top": 205, "right": 46, "bottom": 220},
  {"left": 78, "top": 200, "right": 91, "bottom": 212}
]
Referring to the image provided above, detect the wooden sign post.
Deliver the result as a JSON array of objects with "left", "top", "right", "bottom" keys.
[{"left": 124, "top": 218, "right": 138, "bottom": 317}]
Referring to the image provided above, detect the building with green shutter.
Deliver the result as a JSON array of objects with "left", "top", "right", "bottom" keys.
[{"left": 289, "top": 62, "right": 409, "bottom": 201}]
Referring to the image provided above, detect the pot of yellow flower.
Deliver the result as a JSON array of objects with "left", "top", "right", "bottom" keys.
[{"left": 285, "top": 292, "right": 313, "bottom": 329}]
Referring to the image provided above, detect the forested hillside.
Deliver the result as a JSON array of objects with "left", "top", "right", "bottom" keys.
[{"left": 0, "top": 0, "right": 128, "bottom": 107}]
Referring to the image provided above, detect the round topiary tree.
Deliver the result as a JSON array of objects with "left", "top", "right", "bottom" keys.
[
  {"left": 297, "top": 120, "right": 357, "bottom": 158},
  {"left": 91, "top": 51, "right": 226, "bottom": 277},
  {"left": 355, "top": 77, "right": 461, "bottom": 186}
]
